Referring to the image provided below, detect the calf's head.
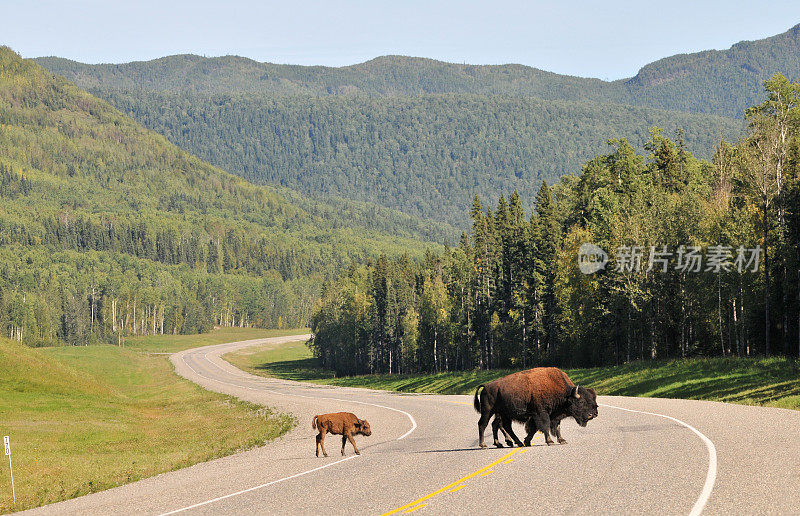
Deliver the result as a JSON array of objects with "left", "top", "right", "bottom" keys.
[
  {"left": 355, "top": 419, "right": 372, "bottom": 436},
  {"left": 566, "top": 386, "right": 598, "bottom": 427}
]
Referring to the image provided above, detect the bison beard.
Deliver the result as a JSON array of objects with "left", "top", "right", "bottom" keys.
[
  {"left": 312, "top": 412, "right": 372, "bottom": 457},
  {"left": 474, "top": 367, "right": 598, "bottom": 448}
]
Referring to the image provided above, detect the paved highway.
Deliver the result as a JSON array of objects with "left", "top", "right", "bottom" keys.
[{"left": 24, "top": 335, "right": 800, "bottom": 515}]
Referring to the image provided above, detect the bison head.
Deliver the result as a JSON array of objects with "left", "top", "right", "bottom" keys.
[
  {"left": 356, "top": 419, "right": 372, "bottom": 436},
  {"left": 566, "top": 385, "right": 598, "bottom": 427}
]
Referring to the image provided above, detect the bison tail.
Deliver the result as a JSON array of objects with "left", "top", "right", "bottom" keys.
[
  {"left": 311, "top": 415, "right": 318, "bottom": 430},
  {"left": 473, "top": 384, "right": 485, "bottom": 413}
]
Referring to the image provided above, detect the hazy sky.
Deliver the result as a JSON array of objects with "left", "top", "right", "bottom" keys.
[{"left": 3, "top": 1, "right": 800, "bottom": 80}]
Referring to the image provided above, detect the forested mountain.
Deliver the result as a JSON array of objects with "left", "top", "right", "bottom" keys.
[
  {"left": 38, "top": 23, "right": 797, "bottom": 226},
  {"left": 95, "top": 90, "right": 742, "bottom": 225},
  {"left": 0, "top": 47, "right": 444, "bottom": 346},
  {"left": 624, "top": 23, "right": 800, "bottom": 116},
  {"left": 311, "top": 77, "right": 800, "bottom": 372},
  {"left": 36, "top": 23, "right": 800, "bottom": 118}
]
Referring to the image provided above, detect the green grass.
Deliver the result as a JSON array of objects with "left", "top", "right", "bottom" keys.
[
  {"left": 124, "top": 327, "right": 309, "bottom": 353},
  {"left": 224, "top": 340, "right": 800, "bottom": 411},
  {"left": 0, "top": 337, "right": 296, "bottom": 513},
  {"left": 224, "top": 339, "right": 334, "bottom": 382}
]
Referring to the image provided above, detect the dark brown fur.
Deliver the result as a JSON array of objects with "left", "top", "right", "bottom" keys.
[
  {"left": 312, "top": 412, "right": 372, "bottom": 457},
  {"left": 474, "top": 367, "right": 598, "bottom": 448}
]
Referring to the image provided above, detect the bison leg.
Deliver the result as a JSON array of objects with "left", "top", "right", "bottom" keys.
[
  {"left": 551, "top": 421, "right": 566, "bottom": 444},
  {"left": 491, "top": 416, "right": 505, "bottom": 447},
  {"left": 477, "top": 411, "right": 492, "bottom": 448},
  {"left": 529, "top": 411, "right": 554, "bottom": 445},
  {"left": 318, "top": 429, "right": 329, "bottom": 457},
  {"left": 341, "top": 434, "right": 348, "bottom": 456},
  {"left": 346, "top": 431, "right": 360, "bottom": 455},
  {"left": 499, "top": 417, "right": 515, "bottom": 447},
  {"left": 316, "top": 433, "right": 322, "bottom": 457},
  {"left": 500, "top": 414, "right": 524, "bottom": 447},
  {"left": 523, "top": 419, "right": 537, "bottom": 446},
  {"left": 491, "top": 416, "right": 513, "bottom": 448}
]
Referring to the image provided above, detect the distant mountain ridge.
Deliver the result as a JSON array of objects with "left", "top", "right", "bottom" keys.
[
  {"left": 32, "top": 24, "right": 800, "bottom": 226},
  {"left": 37, "top": 23, "right": 800, "bottom": 117}
]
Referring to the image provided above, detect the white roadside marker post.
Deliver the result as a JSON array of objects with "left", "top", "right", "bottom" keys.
[{"left": 4, "top": 436, "right": 14, "bottom": 505}]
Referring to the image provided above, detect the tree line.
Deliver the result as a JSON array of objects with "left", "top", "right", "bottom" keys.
[
  {"left": 0, "top": 47, "right": 438, "bottom": 347},
  {"left": 310, "top": 76, "right": 800, "bottom": 374}
]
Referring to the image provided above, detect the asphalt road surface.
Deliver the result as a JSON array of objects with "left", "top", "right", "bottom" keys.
[{"left": 24, "top": 335, "right": 800, "bottom": 515}]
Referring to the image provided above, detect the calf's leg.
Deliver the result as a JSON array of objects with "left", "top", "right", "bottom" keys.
[
  {"left": 346, "top": 431, "right": 360, "bottom": 455},
  {"left": 319, "top": 428, "right": 329, "bottom": 457},
  {"left": 316, "top": 433, "right": 322, "bottom": 457},
  {"left": 341, "top": 435, "right": 348, "bottom": 456}
]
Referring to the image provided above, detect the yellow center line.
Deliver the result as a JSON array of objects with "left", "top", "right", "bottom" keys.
[
  {"left": 404, "top": 504, "right": 426, "bottom": 513},
  {"left": 380, "top": 448, "right": 523, "bottom": 515},
  {"left": 448, "top": 485, "right": 465, "bottom": 493},
  {"left": 442, "top": 400, "right": 473, "bottom": 405}
]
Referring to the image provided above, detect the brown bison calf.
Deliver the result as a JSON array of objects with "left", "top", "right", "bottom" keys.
[{"left": 312, "top": 412, "right": 372, "bottom": 457}]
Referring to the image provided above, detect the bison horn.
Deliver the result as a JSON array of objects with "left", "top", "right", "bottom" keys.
[{"left": 573, "top": 386, "right": 581, "bottom": 398}]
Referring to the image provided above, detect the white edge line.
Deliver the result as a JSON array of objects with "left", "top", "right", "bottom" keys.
[
  {"left": 181, "top": 349, "right": 417, "bottom": 440},
  {"left": 600, "top": 403, "right": 717, "bottom": 516},
  {"left": 157, "top": 347, "right": 418, "bottom": 514},
  {"left": 157, "top": 455, "right": 359, "bottom": 516}
]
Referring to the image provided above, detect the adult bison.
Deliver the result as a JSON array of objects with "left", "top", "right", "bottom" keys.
[
  {"left": 312, "top": 412, "right": 372, "bottom": 457},
  {"left": 474, "top": 367, "right": 598, "bottom": 448}
]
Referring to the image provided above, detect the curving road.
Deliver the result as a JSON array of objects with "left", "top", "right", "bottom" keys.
[{"left": 24, "top": 335, "right": 800, "bottom": 515}]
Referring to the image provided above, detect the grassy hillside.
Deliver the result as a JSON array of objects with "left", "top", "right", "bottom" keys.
[
  {"left": 224, "top": 340, "right": 800, "bottom": 410},
  {"left": 36, "top": 25, "right": 800, "bottom": 225},
  {"left": 125, "top": 326, "right": 309, "bottom": 353},
  {"left": 0, "top": 336, "right": 293, "bottom": 512},
  {"left": 0, "top": 47, "right": 444, "bottom": 347}
]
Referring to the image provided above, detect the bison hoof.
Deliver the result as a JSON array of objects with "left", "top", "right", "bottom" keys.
[
  {"left": 558, "top": 438, "right": 567, "bottom": 444},
  {"left": 494, "top": 443, "right": 503, "bottom": 448},
  {"left": 355, "top": 451, "right": 360, "bottom": 455},
  {"left": 505, "top": 441, "right": 514, "bottom": 447},
  {"left": 323, "top": 453, "right": 329, "bottom": 457},
  {"left": 545, "top": 441, "right": 554, "bottom": 446},
  {"left": 479, "top": 443, "right": 488, "bottom": 448}
]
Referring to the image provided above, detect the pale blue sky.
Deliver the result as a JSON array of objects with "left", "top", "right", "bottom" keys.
[{"left": 2, "top": 0, "right": 800, "bottom": 80}]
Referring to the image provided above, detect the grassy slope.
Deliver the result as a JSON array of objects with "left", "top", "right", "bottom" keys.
[
  {"left": 0, "top": 336, "right": 294, "bottom": 513},
  {"left": 125, "top": 326, "right": 309, "bottom": 353},
  {"left": 224, "top": 340, "right": 800, "bottom": 410}
]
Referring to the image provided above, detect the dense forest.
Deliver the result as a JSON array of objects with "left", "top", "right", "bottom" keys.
[
  {"left": 37, "top": 23, "right": 800, "bottom": 117},
  {"left": 0, "top": 47, "right": 443, "bottom": 347},
  {"left": 310, "top": 76, "right": 800, "bottom": 374},
  {"left": 37, "top": 25, "right": 800, "bottom": 226},
  {"left": 92, "top": 90, "right": 742, "bottom": 226}
]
